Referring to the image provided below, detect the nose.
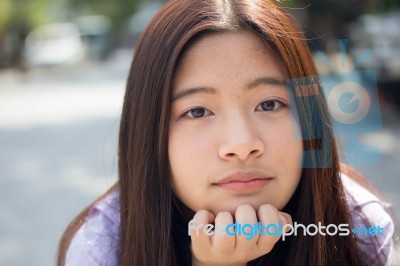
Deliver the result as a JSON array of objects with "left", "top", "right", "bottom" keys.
[{"left": 218, "top": 115, "right": 264, "bottom": 161}]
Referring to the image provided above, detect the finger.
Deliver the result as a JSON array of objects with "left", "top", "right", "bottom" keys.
[
  {"left": 235, "top": 204, "right": 259, "bottom": 251},
  {"left": 189, "top": 210, "right": 215, "bottom": 252},
  {"left": 256, "top": 204, "right": 281, "bottom": 250},
  {"left": 278, "top": 212, "right": 293, "bottom": 232},
  {"left": 212, "top": 211, "right": 235, "bottom": 253},
  {"left": 278, "top": 212, "right": 294, "bottom": 241}
]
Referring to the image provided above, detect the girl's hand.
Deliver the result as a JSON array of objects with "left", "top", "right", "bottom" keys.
[{"left": 190, "top": 204, "right": 292, "bottom": 266}]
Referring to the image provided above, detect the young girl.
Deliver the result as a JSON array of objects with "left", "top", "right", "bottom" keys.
[{"left": 57, "top": 0, "right": 395, "bottom": 265}]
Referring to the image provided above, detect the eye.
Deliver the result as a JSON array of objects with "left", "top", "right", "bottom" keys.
[
  {"left": 182, "top": 107, "right": 213, "bottom": 119},
  {"left": 256, "top": 99, "right": 287, "bottom": 112}
]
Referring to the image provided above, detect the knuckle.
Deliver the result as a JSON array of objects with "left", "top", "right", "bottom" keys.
[
  {"left": 216, "top": 211, "right": 231, "bottom": 220},
  {"left": 237, "top": 203, "right": 253, "bottom": 211}
]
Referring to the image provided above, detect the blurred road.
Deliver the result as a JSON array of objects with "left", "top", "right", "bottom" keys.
[
  {"left": 0, "top": 50, "right": 399, "bottom": 265},
  {"left": 0, "top": 50, "right": 131, "bottom": 266}
]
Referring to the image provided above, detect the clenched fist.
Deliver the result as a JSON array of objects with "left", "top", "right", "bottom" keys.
[{"left": 189, "top": 204, "right": 292, "bottom": 266}]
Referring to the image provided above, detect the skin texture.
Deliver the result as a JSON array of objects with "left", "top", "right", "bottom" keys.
[
  {"left": 168, "top": 31, "right": 303, "bottom": 264},
  {"left": 169, "top": 30, "right": 303, "bottom": 214}
]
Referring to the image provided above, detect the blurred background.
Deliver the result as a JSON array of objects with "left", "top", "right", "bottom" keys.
[{"left": 0, "top": 0, "right": 399, "bottom": 265}]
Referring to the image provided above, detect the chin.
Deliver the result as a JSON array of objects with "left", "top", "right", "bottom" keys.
[{"left": 212, "top": 196, "right": 273, "bottom": 215}]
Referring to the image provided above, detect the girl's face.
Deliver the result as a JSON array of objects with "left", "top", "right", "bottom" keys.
[{"left": 169, "top": 31, "right": 303, "bottom": 215}]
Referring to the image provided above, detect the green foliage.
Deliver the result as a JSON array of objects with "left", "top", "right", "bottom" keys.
[
  {"left": 1, "top": 0, "right": 52, "bottom": 32},
  {"left": 25, "top": 0, "right": 52, "bottom": 26},
  {"left": 0, "top": 0, "right": 11, "bottom": 32},
  {"left": 0, "top": 0, "right": 146, "bottom": 35},
  {"left": 66, "top": 0, "right": 144, "bottom": 31}
]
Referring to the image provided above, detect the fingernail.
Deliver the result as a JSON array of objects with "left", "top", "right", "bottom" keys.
[{"left": 278, "top": 213, "right": 287, "bottom": 224}]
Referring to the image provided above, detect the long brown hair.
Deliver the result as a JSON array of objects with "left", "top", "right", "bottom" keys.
[{"left": 58, "top": 0, "right": 389, "bottom": 265}]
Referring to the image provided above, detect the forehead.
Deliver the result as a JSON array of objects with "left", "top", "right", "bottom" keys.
[
  {"left": 172, "top": 30, "right": 287, "bottom": 90},
  {"left": 178, "top": 30, "right": 270, "bottom": 66}
]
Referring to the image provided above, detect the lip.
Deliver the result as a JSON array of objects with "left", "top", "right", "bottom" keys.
[{"left": 213, "top": 169, "right": 272, "bottom": 192}]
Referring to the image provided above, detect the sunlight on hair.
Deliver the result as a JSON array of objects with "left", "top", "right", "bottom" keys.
[{"left": 215, "top": 0, "right": 237, "bottom": 26}]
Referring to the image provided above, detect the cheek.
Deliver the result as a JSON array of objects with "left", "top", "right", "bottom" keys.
[
  {"left": 169, "top": 129, "right": 210, "bottom": 173},
  {"left": 168, "top": 134, "right": 209, "bottom": 210},
  {"left": 168, "top": 126, "right": 213, "bottom": 205},
  {"left": 266, "top": 122, "right": 303, "bottom": 200},
  {"left": 168, "top": 120, "right": 218, "bottom": 168},
  {"left": 267, "top": 119, "right": 303, "bottom": 162},
  {"left": 269, "top": 138, "right": 303, "bottom": 190}
]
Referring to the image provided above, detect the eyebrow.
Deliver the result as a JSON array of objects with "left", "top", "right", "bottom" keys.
[
  {"left": 172, "top": 87, "right": 217, "bottom": 102},
  {"left": 172, "top": 76, "right": 286, "bottom": 102},
  {"left": 246, "top": 76, "right": 286, "bottom": 89}
]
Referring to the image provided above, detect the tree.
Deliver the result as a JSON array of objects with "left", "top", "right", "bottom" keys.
[
  {"left": 0, "top": 0, "right": 53, "bottom": 68},
  {"left": 0, "top": 0, "right": 155, "bottom": 68},
  {"left": 65, "top": 0, "right": 149, "bottom": 33}
]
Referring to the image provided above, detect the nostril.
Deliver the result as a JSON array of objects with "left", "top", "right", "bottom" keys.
[
  {"left": 250, "top": 150, "right": 259, "bottom": 155},
  {"left": 219, "top": 141, "right": 264, "bottom": 161}
]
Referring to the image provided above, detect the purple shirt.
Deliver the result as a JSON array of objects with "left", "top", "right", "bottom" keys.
[{"left": 65, "top": 174, "right": 395, "bottom": 265}]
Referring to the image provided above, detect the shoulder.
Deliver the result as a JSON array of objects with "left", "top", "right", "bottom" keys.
[
  {"left": 65, "top": 188, "right": 121, "bottom": 266},
  {"left": 341, "top": 172, "right": 395, "bottom": 265}
]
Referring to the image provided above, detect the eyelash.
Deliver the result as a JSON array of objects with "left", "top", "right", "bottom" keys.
[
  {"left": 180, "top": 98, "right": 288, "bottom": 119},
  {"left": 181, "top": 107, "right": 213, "bottom": 119},
  {"left": 255, "top": 98, "right": 287, "bottom": 113}
]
